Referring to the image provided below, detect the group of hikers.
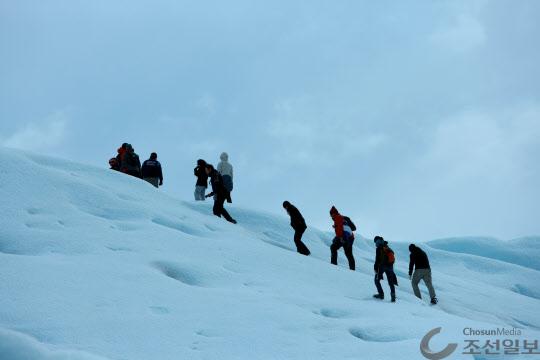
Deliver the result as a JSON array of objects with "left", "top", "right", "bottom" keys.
[
  {"left": 109, "top": 144, "right": 236, "bottom": 223},
  {"left": 109, "top": 144, "right": 437, "bottom": 305},
  {"left": 193, "top": 154, "right": 236, "bottom": 224},
  {"left": 109, "top": 143, "right": 163, "bottom": 188},
  {"left": 282, "top": 201, "right": 438, "bottom": 305}
]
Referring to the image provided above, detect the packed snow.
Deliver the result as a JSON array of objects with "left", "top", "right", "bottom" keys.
[{"left": 0, "top": 147, "right": 539, "bottom": 360}]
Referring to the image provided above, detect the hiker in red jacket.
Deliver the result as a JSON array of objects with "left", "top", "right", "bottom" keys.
[
  {"left": 116, "top": 143, "right": 128, "bottom": 171},
  {"left": 329, "top": 206, "right": 356, "bottom": 270}
]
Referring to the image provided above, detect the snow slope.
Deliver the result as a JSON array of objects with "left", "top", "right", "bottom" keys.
[{"left": 0, "top": 147, "right": 539, "bottom": 360}]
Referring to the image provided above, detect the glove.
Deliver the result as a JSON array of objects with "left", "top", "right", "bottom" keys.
[
  {"left": 159, "top": 180, "right": 163, "bottom": 186},
  {"left": 205, "top": 194, "right": 211, "bottom": 198}
]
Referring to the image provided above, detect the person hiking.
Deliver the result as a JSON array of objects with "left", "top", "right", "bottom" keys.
[
  {"left": 283, "top": 201, "right": 311, "bottom": 256},
  {"left": 141, "top": 152, "right": 163, "bottom": 188},
  {"left": 409, "top": 244, "right": 437, "bottom": 305},
  {"left": 205, "top": 164, "right": 237, "bottom": 224},
  {"left": 116, "top": 143, "right": 128, "bottom": 169},
  {"left": 217, "top": 152, "right": 233, "bottom": 203},
  {"left": 194, "top": 159, "right": 208, "bottom": 201},
  {"left": 121, "top": 144, "right": 142, "bottom": 178},
  {"left": 329, "top": 206, "right": 355, "bottom": 270},
  {"left": 109, "top": 158, "right": 120, "bottom": 171},
  {"left": 373, "top": 236, "right": 398, "bottom": 302}
]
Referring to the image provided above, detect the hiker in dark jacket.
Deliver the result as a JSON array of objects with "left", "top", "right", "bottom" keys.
[
  {"left": 329, "top": 206, "right": 355, "bottom": 270},
  {"left": 409, "top": 244, "right": 437, "bottom": 304},
  {"left": 141, "top": 152, "right": 163, "bottom": 188},
  {"left": 121, "top": 144, "right": 141, "bottom": 178},
  {"left": 283, "top": 201, "right": 310, "bottom": 256},
  {"left": 194, "top": 159, "right": 208, "bottom": 201},
  {"left": 109, "top": 158, "right": 120, "bottom": 171},
  {"left": 373, "top": 236, "right": 398, "bottom": 302},
  {"left": 205, "top": 164, "right": 237, "bottom": 224}
]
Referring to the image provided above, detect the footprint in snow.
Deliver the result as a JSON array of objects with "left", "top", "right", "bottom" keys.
[
  {"left": 349, "top": 327, "right": 413, "bottom": 342},
  {"left": 152, "top": 261, "right": 206, "bottom": 287},
  {"left": 316, "top": 308, "right": 351, "bottom": 319},
  {"left": 151, "top": 217, "right": 202, "bottom": 236},
  {"left": 149, "top": 306, "right": 170, "bottom": 315}
]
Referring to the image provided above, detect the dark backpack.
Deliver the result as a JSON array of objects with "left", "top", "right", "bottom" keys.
[
  {"left": 343, "top": 216, "right": 357, "bottom": 232},
  {"left": 125, "top": 152, "right": 137, "bottom": 166}
]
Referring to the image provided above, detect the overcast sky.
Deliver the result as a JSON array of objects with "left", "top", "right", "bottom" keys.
[{"left": 1, "top": 0, "right": 539, "bottom": 242}]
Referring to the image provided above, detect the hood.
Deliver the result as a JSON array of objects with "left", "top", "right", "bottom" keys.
[
  {"left": 220, "top": 152, "right": 229, "bottom": 162},
  {"left": 329, "top": 206, "right": 339, "bottom": 216},
  {"left": 375, "top": 239, "right": 388, "bottom": 248}
]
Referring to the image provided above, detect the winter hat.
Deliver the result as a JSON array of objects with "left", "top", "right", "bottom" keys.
[
  {"left": 220, "top": 152, "right": 229, "bottom": 161},
  {"left": 329, "top": 206, "right": 339, "bottom": 216},
  {"left": 197, "top": 159, "right": 206, "bottom": 166},
  {"left": 374, "top": 236, "right": 385, "bottom": 247},
  {"left": 150, "top": 152, "right": 157, "bottom": 160},
  {"left": 409, "top": 244, "right": 416, "bottom": 252},
  {"left": 283, "top": 201, "right": 291, "bottom": 209}
]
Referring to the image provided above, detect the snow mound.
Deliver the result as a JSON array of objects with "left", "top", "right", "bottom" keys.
[
  {"left": 1, "top": 147, "right": 539, "bottom": 360},
  {"left": 0, "top": 328, "right": 110, "bottom": 360},
  {"left": 427, "top": 236, "right": 540, "bottom": 271}
]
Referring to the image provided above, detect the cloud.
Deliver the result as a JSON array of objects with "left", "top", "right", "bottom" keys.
[
  {"left": 363, "top": 102, "right": 540, "bottom": 241},
  {"left": 430, "top": 13, "right": 486, "bottom": 53},
  {"left": 2, "top": 111, "right": 68, "bottom": 152},
  {"left": 195, "top": 94, "right": 217, "bottom": 116},
  {"left": 267, "top": 97, "right": 387, "bottom": 165},
  {"left": 422, "top": 104, "right": 540, "bottom": 184}
]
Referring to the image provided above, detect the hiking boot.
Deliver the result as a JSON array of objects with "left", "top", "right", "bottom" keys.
[
  {"left": 391, "top": 294, "right": 396, "bottom": 303},
  {"left": 373, "top": 294, "right": 384, "bottom": 300},
  {"left": 430, "top": 297, "right": 438, "bottom": 305}
]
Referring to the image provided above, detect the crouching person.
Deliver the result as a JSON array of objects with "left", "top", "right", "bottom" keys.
[{"left": 283, "top": 201, "right": 310, "bottom": 256}]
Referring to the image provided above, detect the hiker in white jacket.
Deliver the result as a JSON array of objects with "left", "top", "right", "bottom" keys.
[{"left": 217, "top": 152, "right": 233, "bottom": 203}]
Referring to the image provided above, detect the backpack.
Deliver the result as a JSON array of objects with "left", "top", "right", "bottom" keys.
[
  {"left": 124, "top": 152, "right": 137, "bottom": 166},
  {"left": 383, "top": 246, "right": 395, "bottom": 265},
  {"left": 343, "top": 216, "right": 357, "bottom": 232}
]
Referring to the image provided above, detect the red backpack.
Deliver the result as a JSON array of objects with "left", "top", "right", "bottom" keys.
[{"left": 383, "top": 246, "right": 395, "bottom": 265}]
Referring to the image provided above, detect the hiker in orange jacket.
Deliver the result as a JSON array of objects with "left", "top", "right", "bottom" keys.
[
  {"left": 116, "top": 143, "right": 128, "bottom": 171},
  {"left": 329, "top": 206, "right": 355, "bottom": 270}
]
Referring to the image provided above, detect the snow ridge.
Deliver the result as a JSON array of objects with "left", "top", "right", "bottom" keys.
[{"left": 0, "top": 147, "right": 539, "bottom": 360}]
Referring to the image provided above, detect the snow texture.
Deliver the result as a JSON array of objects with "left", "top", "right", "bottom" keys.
[{"left": 0, "top": 147, "right": 539, "bottom": 359}]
